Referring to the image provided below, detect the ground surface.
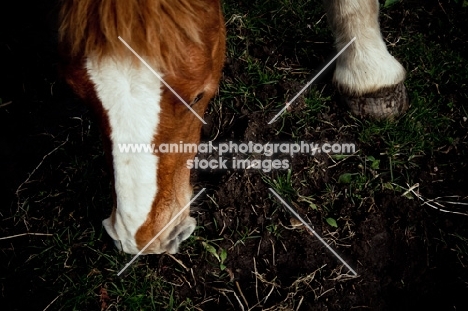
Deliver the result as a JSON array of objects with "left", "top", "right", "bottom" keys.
[{"left": 1, "top": 0, "right": 467, "bottom": 310}]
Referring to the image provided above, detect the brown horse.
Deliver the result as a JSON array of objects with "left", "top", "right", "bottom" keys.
[
  {"left": 59, "top": 0, "right": 225, "bottom": 254},
  {"left": 58, "top": 0, "right": 406, "bottom": 255}
]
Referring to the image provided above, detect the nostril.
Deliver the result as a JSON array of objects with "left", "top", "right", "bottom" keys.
[
  {"left": 165, "top": 218, "right": 196, "bottom": 254},
  {"left": 165, "top": 227, "right": 192, "bottom": 253},
  {"left": 177, "top": 232, "right": 183, "bottom": 241},
  {"left": 165, "top": 239, "right": 179, "bottom": 254},
  {"left": 177, "top": 227, "right": 192, "bottom": 242}
]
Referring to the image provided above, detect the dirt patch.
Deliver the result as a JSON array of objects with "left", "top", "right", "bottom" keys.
[{"left": 183, "top": 108, "right": 468, "bottom": 310}]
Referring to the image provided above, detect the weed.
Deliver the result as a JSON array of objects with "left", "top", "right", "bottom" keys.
[{"left": 202, "top": 241, "right": 228, "bottom": 271}]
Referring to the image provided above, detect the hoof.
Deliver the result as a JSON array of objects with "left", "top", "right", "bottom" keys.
[{"left": 344, "top": 82, "right": 409, "bottom": 120}]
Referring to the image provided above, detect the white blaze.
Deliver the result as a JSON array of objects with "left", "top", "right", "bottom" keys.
[{"left": 86, "top": 57, "right": 162, "bottom": 254}]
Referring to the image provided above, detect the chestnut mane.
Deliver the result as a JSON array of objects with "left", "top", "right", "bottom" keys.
[{"left": 59, "top": 0, "right": 207, "bottom": 72}]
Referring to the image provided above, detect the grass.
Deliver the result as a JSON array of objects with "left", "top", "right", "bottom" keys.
[
  {"left": 2, "top": 0, "right": 468, "bottom": 310},
  {"left": 262, "top": 169, "right": 296, "bottom": 201}
]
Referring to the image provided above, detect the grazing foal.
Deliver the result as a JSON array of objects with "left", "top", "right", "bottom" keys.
[
  {"left": 59, "top": 0, "right": 225, "bottom": 254},
  {"left": 58, "top": 0, "right": 406, "bottom": 256}
]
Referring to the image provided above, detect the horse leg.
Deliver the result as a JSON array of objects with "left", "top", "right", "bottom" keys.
[{"left": 324, "top": 0, "right": 409, "bottom": 120}]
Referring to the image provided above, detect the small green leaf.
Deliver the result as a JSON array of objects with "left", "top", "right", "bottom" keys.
[
  {"left": 219, "top": 248, "right": 227, "bottom": 263},
  {"left": 202, "top": 242, "right": 220, "bottom": 262},
  {"left": 326, "top": 217, "right": 338, "bottom": 228},
  {"left": 366, "top": 156, "right": 380, "bottom": 169},
  {"left": 332, "top": 154, "right": 348, "bottom": 160},
  {"left": 220, "top": 264, "right": 226, "bottom": 271},
  {"left": 371, "top": 159, "right": 380, "bottom": 170},
  {"left": 403, "top": 192, "right": 414, "bottom": 200},
  {"left": 382, "top": 182, "right": 394, "bottom": 190},
  {"left": 384, "top": 0, "right": 400, "bottom": 8},
  {"left": 338, "top": 173, "right": 352, "bottom": 184},
  {"left": 298, "top": 196, "right": 317, "bottom": 210}
]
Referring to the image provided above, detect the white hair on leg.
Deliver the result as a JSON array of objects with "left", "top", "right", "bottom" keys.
[{"left": 325, "top": 0, "right": 406, "bottom": 96}]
